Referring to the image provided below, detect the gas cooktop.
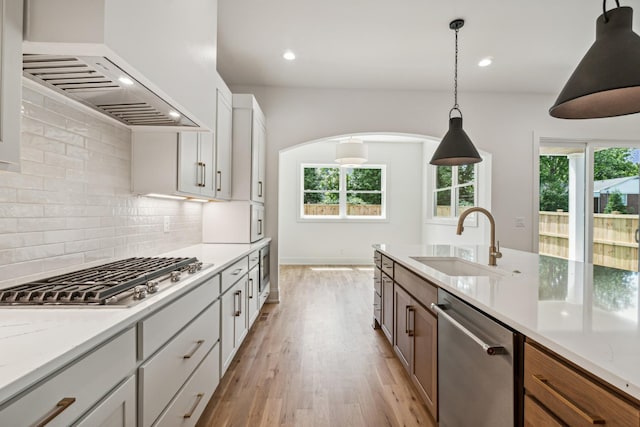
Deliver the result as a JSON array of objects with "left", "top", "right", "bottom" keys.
[{"left": 0, "top": 257, "right": 207, "bottom": 307}]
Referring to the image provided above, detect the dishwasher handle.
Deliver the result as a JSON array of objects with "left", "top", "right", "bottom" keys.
[{"left": 431, "top": 303, "right": 507, "bottom": 356}]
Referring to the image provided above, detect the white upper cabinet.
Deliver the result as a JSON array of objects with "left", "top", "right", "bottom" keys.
[
  {"left": 178, "top": 131, "right": 216, "bottom": 198},
  {"left": 215, "top": 78, "right": 233, "bottom": 200},
  {"left": 0, "top": 0, "right": 23, "bottom": 172},
  {"left": 23, "top": 0, "right": 218, "bottom": 130},
  {"left": 232, "top": 94, "right": 266, "bottom": 203}
]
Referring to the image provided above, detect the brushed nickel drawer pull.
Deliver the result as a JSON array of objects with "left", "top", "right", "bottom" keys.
[
  {"left": 183, "top": 393, "right": 205, "bottom": 419},
  {"left": 234, "top": 290, "right": 242, "bottom": 316},
  {"left": 408, "top": 307, "right": 415, "bottom": 337},
  {"left": 183, "top": 339, "right": 205, "bottom": 359},
  {"left": 258, "top": 181, "right": 263, "bottom": 197},
  {"left": 532, "top": 374, "right": 605, "bottom": 424},
  {"left": 216, "top": 171, "right": 222, "bottom": 191},
  {"left": 201, "top": 162, "right": 207, "bottom": 187},
  {"left": 34, "top": 397, "right": 76, "bottom": 427},
  {"left": 231, "top": 268, "right": 243, "bottom": 276},
  {"left": 249, "top": 278, "right": 254, "bottom": 299}
]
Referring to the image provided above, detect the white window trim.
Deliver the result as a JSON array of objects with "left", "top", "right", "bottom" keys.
[
  {"left": 427, "top": 164, "right": 479, "bottom": 227},
  {"left": 299, "top": 163, "right": 388, "bottom": 221}
]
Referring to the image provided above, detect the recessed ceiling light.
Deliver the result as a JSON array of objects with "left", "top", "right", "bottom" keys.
[
  {"left": 118, "top": 76, "right": 134, "bottom": 85},
  {"left": 478, "top": 57, "right": 493, "bottom": 67},
  {"left": 169, "top": 111, "right": 181, "bottom": 118},
  {"left": 283, "top": 50, "right": 296, "bottom": 61}
]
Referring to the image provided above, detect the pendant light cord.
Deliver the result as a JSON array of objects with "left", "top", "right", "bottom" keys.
[
  {"left": 603, "top": 0, "right": 621, "bottom": 22},
  {"left": 450, "top": 26, "right": 461, "bottom": 119}
]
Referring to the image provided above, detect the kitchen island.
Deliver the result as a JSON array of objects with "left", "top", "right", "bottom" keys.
[
  {"left": 375, "top": 243, "right": 640, "bottom": 424},
  {"left": 0, "top": 240, "right": 270, "bottom": 426}
]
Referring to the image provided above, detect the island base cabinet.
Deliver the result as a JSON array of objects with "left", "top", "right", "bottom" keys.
[
  {"left": 393, "top": 285, "right": 412, "bottom": 371},
  {"left": 524, "top": 395, "right": 564, "bottom": 427},
  {"left": 524, "top": 341, "right": 640, "bottom": 426},
  {"left": 381, "top": 273, "right": 394, "bottom": 345},
  {"left": 153, "top": 344, "right": 220, "bottom": 427},
  {"left": 73, "top": 376, "right": 136, "bottom": 427}
]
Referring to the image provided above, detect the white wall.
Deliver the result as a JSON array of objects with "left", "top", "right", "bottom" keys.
[
  {"left": 229, "top": 85, "right": 640, "bottom": 298},
  {"left": 0, "top": 82, "right": 202, "bottom": 289},
  {"left": 279, "top": 138, "right": 423, "bottom": 264}
]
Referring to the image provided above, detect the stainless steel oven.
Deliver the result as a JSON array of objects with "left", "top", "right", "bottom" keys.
[{"left": 259, "top": 244, "right": 270, "bottom": 293}]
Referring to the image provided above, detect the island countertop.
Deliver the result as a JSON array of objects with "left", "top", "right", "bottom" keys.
[
  {"left": 374, "top": 243, "right": 640, "bottom": 401},
  {"left": 0, "top": 240, "right": 269, "bottom": 407}
]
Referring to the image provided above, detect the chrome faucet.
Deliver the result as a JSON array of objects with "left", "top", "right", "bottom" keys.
[{"left": 457, "top": 207, "right": 502, "bottom": 266}]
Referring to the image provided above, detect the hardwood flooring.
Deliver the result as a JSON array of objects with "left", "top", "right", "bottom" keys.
[{"left": 196, "top": 265, "right": 435, "bottom": 427}]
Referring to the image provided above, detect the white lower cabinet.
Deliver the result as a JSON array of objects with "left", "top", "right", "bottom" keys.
[
  {"left": 247, "top": 265, "right": 260, "bottom": 327},
  {"left": 0, "top": 328, "right": 136, "bottom": 427},
  {"left": 221, "top": 275, "right": 249, "bottom": 375},
  {"left": 139, "top": 301, "right": 219, "bottom": 427},
  {"left": 73, "top": 376, "right": 136, "bottom": 427},
  {"left": 153, "top": 344, "right": 220, "bottom": 427}
]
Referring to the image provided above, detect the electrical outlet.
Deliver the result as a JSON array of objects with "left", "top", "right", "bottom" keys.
[
  {"left": 515, "top": 217, "right": 525, "bottom": 228},
  {"left": 163, "top": 216, "right": 170, "bottom": 233}
]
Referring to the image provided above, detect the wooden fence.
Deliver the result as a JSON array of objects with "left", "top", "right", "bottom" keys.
[
  {"left": 539, "top": 211, "right": 639, "bottom": 271},
  {"left": 304, "top": 204, "right": 381, "bottom": 216}
]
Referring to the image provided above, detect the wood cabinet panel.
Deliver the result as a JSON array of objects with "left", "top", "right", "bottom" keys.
[
  {"left": 393, "top": 285, "right": 412, "bottom": 371},
  {"left": 524, "top": 394, "right": 566, "bottom": 427},
  {"left": 381, "top": 255, "right": 394, "bottom": 278},
  {"left": 411, "top": 303, "right": 437, "bottom": 419},
  {"left": 524, "top": 341, "right": 640, "bottom": 426},
  {"left": 394, "top": 263, "right": 437, "bottom": 312},
  {"left": 381, "top": 273, "right": 394, "bottom": 344}
]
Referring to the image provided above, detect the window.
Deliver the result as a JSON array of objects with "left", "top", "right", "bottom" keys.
[
  {"left": 301, "top": 164, "right": 386, "bottom": 219},
  {"left": 433, "top": 164, "right": 477, "bottom": 218}
]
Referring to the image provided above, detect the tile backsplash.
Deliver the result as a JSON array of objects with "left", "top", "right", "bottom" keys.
[{"left": 0, "top": 83, "right": 202, "bottom": 288}]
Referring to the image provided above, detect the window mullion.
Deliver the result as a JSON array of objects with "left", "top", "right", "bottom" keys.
[{"left": 340, "top": 168, "right": 346, "bottom": 218}]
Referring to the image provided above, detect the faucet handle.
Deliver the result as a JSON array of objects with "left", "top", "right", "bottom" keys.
[{"left": 495, "top": 240, "right": 503, "bottom": 258}]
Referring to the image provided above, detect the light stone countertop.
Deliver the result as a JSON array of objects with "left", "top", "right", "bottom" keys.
[
  {"left": 375, "top": 243, "right": 640, "bottom": 401},
  {"left": 0, "top": 240, "right": 270, "bottom": 407}
]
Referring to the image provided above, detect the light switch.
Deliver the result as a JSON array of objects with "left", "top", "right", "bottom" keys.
[
  {"left": 515, "top": 217, "right": 525, "bottom": 228},
  {"left": 164, "top": 216, "right": 170, "bottom": 233}
]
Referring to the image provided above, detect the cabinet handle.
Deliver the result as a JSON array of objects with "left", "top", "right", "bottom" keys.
[
  {"left": 231, "top": 268, "right": 243, "bottom": 276},
  {"left": 34, "top": 397, "right": 76, "bottom": 427},
  {"left": 249, "top": 278, "right": 254, "bottom": 299},
  {"left": 201, "top": 162, "right": 207, "bottom": 187},
  {"left": 258, "top": 181, "right": 263, "bottom": 197},
  {"left": 182, "top": 339, "right": 205, "bottom": 359},
  {"left": 234, "top": 290, "right": 242, "bottom": 316},
  {"left": 258, "top": 219, "right": 263, "bottom": 235},
  {"left": 183, "top": 393, "right": 205, "bottom": 419},
  {"left": 531, "top": 374, "right": 605, "bottom": 424},
  {"left": 405, "top": 306, "right": 410, "bottom": 334},
  {"left": 216, "top": 171, "right": 222, "bottom": 191},
  {"left": 407, "top": 307, "right": 414, "bottom": 336}
]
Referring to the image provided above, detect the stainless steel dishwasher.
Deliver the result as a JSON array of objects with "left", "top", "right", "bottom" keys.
[{"left": 431, "top": 289, "right": 523, "bottom": 427}]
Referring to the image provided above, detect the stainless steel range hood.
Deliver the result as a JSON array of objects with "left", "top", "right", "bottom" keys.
[{"left": 22, "top": 54, "right": 198, "bottom": 127}]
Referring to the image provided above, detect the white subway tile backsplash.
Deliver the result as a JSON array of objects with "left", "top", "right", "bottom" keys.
[{"left": 0, "top": 84, "right": 202, "bottom": 288}]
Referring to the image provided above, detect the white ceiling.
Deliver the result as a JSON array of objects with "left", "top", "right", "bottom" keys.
[{"left": 217, "top": 0, "right": 640, "bottom": 94}]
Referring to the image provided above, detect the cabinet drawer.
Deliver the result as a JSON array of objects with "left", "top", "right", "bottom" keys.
[
  {"left": 374, "top": 268, "right": 382, "bottom": 296},
  {"left": 524, "top": 341, "right": 640, "bottom": 426},
  {"left": 524, "top": 394, "right": 565, "bottom": 427},
  {"left": 394, "top": 263, "right": 437, "bottom": 312},
  {"left": 154, "top": 344, "right": 220, "bottom": 427},
  {"left": 374, "top": 251, "right": 382, "bottom": 268},
  {"left": 221, "top": 256, "right": 249, "bottom": 292},
  {"left": 381, "top": 255, "right": 394, "bottom": 278},
  {"left": 0, "top": 328, "right": 135, "bottom": 427},
  {"left": 139, "top": 300, "right": 220, "bottom": 427},
  {"left": 139, "top": 275, "right": 220, "bottom": 360},
  {"left": 248, "top": 250, "right": 260, "bottom": 270},
  {"left": 73, "top": 375, "right": 136, "bottom": 427}
]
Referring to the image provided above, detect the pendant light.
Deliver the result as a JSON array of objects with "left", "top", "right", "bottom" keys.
[
  {"left": 550, "top": 1, "right": 640, "bottom": 119},
  {"left": 335, "top": 138, "right": 368, "bottom": 167},
  {"left": 430, "top": 19, "right": 482, "bottom": 166}
]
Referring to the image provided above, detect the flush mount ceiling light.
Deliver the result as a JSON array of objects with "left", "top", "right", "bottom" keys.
[
  {"left": 283, "top": 50, "right": 296, "bottom": 61},
  {"left": 335, "top": 138, "right": 368, "bottom": 167},
  {"left": 430, "top": 19, "right": 482, "bottom": 166},
  {"left": 478, "top": 57, "right": 493, "bottom": 67},
  {"left": 550, "top": 0, "right": 640, "bottom": 119}
]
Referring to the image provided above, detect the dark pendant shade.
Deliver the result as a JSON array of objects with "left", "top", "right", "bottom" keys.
[
  {"left": 430, "top": 117, "right": 482, "bottom": 166},
  {"left": 550, "top": 6, "right": 640, "bottom": 119}
]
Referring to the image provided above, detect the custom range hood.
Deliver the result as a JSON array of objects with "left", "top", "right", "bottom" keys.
[
  {"left": 22, "top": 55, "right": 197, "bottom": 127},
  {"left": 21, "top": 0, "right": 215, "bottom": 129}
]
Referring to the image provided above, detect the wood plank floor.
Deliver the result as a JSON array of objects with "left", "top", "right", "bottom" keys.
[{"left": 196, "top": 265, "right": 436, "bottom": 427}]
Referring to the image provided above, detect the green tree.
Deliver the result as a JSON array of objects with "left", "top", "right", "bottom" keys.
[
  {"left": 594, "top": 148, "right": 638, "bottom": 181},
  {"left": 539, "top": 156, "right": 569, "bottom": 211},
  {"left": 346, "top": 168, "right": 381, "bottom": 205},
  {"left": 604, "top": 190, "right": 626, "bottom": 214},
  {"left": 303, "top": 167, "right": 339, "bottom": 204}
]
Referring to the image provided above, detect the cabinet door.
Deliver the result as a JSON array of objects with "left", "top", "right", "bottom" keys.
[
  {"left": 247, "top": 266, "right": 260, "bottom": 327},
  {"left": 251, "top": 115, "right": 266, "bottom": 203},
  {"left": 250, "top": 204, "right": 265, "bottom": 242},
  {"left": 178, "top": 132, "right": 201, "bottom": 195},
  {"left": 381, "top": 274, "right": 393, "bottom": 344},
  {"left": 199, "top": 132, "right": 216, "bottom": 197},
  {"left": 73, "top": 376, "right": 136, "bottom": 427},
  {"left": 234, "top": 276, "right": 249, "bottom": 348},
  {"left": 215, "top": 90, "right": 233, "bottom": 200},
  {"left": 393, "top": 285, "right": 412, "bottom": 371},
  {"left": 220, "top": 284, "right": 238, "bottom": 375},
  {"left": 411, "top": 303, "right": 438, "bottom": 420},
  {"left": 524, "top": 395, "right": 565, "bottom": 427}
]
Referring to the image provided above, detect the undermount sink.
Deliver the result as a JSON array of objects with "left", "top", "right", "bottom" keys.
[{"left": 410, "top": 256, "right": 509, "bottom": 278}]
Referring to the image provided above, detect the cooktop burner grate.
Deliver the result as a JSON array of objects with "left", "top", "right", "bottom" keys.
[{"left": 0, "top": 257, "right": 199, "bottom": 306}]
